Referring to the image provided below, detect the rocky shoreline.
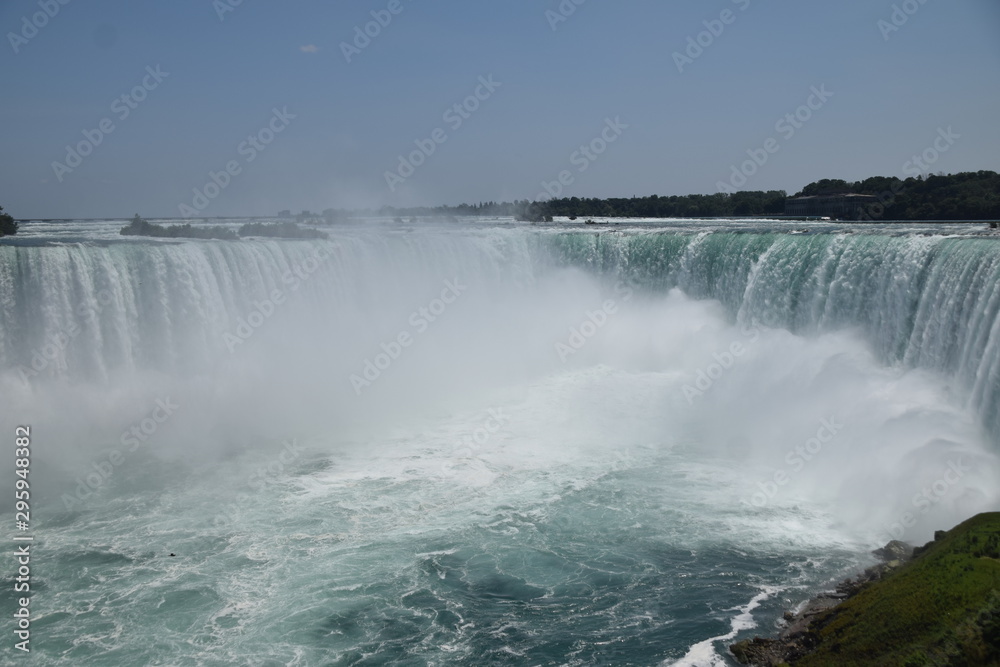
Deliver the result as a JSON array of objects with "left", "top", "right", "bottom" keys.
[{"left": 729, "top": 539, "right": 916, "bottom": 666}]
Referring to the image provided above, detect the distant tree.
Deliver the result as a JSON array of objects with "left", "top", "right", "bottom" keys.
[
  {"left": 854, "top": 176, "right": 904, "bottom": 196},
  {"left": 120, "top": 214, "right": 238, "bottom": 240},
  {"left": 0, "top": 206, "right": 18, "bottom": 236},
  {"left": 535, "top": 190, "right": 786, "bottom": 219},
  {"left": 797, "top": 179, "right": 852, "bottom": 196},
  {"left": 121, "top": 214, "right": 155, "bottom": 236},
  {"left": 795, "top": 172, "right": 1000, "bottom": 220},
  {"left": 238, "top": 221, "right": 328, "bottom": 239}
]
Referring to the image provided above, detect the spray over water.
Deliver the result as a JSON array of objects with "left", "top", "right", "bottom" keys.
[{"left": 1, "top": 220, "right": 998, "bottom": 664}]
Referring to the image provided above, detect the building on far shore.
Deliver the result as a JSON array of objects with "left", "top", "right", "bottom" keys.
[{"left": 784, "top": 194, "right": 880, "bottom": 220}]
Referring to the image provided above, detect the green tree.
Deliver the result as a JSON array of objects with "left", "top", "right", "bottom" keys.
[
  {"left": 797, "top": 179, "right": 852, "bottom": 196},
  {"left": 0, "top": 206, "right": 18, "bottom": 237}
]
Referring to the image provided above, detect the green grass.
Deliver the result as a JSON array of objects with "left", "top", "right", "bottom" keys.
[{"left": 796, "top": 512, "right": 1000, "bottom": 666}]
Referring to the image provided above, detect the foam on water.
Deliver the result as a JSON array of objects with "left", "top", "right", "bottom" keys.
[
  {"left": 666, "top": 586, "right": 781, "bottom": 667},
  {"left": 2, "top": 220, "right": 999, "bottom": 664}
]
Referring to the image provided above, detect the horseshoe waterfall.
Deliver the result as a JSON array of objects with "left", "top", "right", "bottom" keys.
[{"left": 2, "top": 219, "right": 998, "bottom": 666}]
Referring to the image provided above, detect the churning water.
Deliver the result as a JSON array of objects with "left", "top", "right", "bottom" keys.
[{"left": 2, "top": 218, "right": 998, "bottom": 665}]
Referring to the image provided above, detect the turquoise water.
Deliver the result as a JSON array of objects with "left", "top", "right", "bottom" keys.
[{"left": 2, "top": 219, "right": 999, "bottom": 665}]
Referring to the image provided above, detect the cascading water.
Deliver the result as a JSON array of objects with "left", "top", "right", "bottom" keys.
[
  {"left": 1, "top": 219, "right": 998, "bottom": 666},
  {"left": 544, "top": 230, "right": 1000, "bottom": 438}
]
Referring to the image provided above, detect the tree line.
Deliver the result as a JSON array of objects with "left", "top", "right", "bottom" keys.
[
  {"left": 120, "top": 215, "right": 328, "bottom": 240},
  {"left": 339, "top": 171, "right": 999, "bottom": 222},
  {"left": 796, "top": 171, "right": 1000, "bottom": 221},
  {"left": 528, "top": 191, "right": 788, "bottom": 220},
  {"left": 3, "top": 171, "right": 997, "bottom": 231},
  {"left": 524, "top": 172, "right": 999, "bottom": 221}
]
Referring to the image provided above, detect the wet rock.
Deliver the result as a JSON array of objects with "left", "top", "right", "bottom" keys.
[
  {"left": 872, "top": 539, "right": 913, "bottom": 562},
  {"left": 732, "top": 540, "right": 913, "bottom": 665}
]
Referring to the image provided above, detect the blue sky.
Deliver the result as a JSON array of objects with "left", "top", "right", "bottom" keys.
[{"left": 2, "top": 0, "right": 999, "bottom": 218}]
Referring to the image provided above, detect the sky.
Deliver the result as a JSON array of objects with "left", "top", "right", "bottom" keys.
[{"left": 1, "top": 0, "right": 999, "bottom": 219}]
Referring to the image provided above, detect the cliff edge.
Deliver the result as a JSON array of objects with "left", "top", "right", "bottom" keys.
[{"left": 731, "top": 512, "right": 1000, "bottom": 666}]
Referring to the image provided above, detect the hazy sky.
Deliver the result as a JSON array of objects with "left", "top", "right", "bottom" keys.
[{"left": 2, "top": 0, "right": 999, "bottom": 218}]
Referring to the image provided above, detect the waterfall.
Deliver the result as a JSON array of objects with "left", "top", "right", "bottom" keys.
[
  {"left": 1, "top": 227, "right": 998, "bottom": 437},
  {"left": 543, "top": 230, "right": 1000, "bottom": 437}
]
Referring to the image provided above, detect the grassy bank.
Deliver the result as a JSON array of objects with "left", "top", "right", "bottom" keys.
[{"left": 734, "top": 512, "right": 1000, "bottom": 666}]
